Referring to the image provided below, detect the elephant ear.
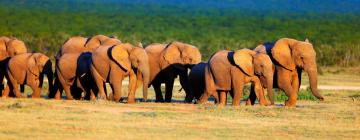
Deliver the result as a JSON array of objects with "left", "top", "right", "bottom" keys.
[
  {"left": 162, "top": 42, "right": 181, "bottom": 67},
  {"left": 0, "top": 37, "right": 9, "bottom": 60},
  {"left": 233, "top": 49, "right": 255, "bottom": 76},
  {"left": 110, "top": 45, "right": 131, "bottom": 72},
  {"left": 271, "top": 39, "right": 296, "bottom": 70}
]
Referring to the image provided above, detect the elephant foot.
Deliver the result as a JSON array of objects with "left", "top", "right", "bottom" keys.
[
  {"left": 66, "top": 96, "right": 74, "bottom": 100},
  {"left": 259, "top": 100, "right": 268, "bottom": 106},
  {"left": 164, "top": 99, "right": 172, "bottom": 103},
  {"left": 245, "top": 99, "right": 252, "bottom": 106},
  {"left": 155, "top": 99, "right": 164, "bottom": 103},
  {"left": 285, "top": 100, "right": 296, "bottom": 107},
  {"left": 127, "top": 100, "right": 136, "bottom": 104},
  {"left": 32, "top": 95, "right": 41, "bottom": 98}
]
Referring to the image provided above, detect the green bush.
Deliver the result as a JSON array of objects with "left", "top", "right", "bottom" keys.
[{"left": 0, "top": 1, "right": 359, "bottom": 66}]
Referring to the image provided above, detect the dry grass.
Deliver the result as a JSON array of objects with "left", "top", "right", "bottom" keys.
[
  {"left": 0, "top": 89, "right": 359, "bottom": 140},
  {"left": 0, "top": 68, "right": 359, "bottom": 139}
]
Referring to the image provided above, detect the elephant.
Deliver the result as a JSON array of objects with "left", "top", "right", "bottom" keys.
[
  {"left": 245, "top": 45, "right": 276, "bottom": 105},
  {"left": 198, "top": 49, "right": 273, "bottom": 106},
  {"left": 90, "top": 43, "right": 149, "bottom": 103},
  {"left": 2, "top": 53, "right": 53, "bottom": 98},
  {"left": 186, "top": 62, "right": 216, "bottom": 103},
  {"left": 0, "top": 37, "right": 27, "bottom": 96},
  {"left": 54, "top": 52, "right": 98, "bottom": 100},
  {"left": 51, "top": 35, "right": 121, "bottom": 99},
  {"left": 144, "top": 42, "right": 201, "bottom": 102},
  {"left": 260, "top": 38, "right": 324, "bottom": 107}
]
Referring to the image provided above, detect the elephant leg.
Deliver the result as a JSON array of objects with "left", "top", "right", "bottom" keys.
[
  {"left": 89, "top": 88, "right": 97, "bottom": 101},
  {"left": 179, "top": 70, "right": 190, "bottom": 95},
  {"left": 127, "top": 70, "right": 137, "bottom": 104},
  {"left": 20, "top": 85, "right": 25, "bottom": 93},
  {"left": 212, "top": 91, "right": 219, "bottom": 104},
  {"left": 165, "top": 78, "right": 175, "bottom": 103},
  {"left": 52, "top": 78, "right": 63, "bottom": 100},
  {"left": 1, "top": 84, "right": 10, "bottom": 98},
  {"left": 287, "top": 72, "right": 300, "bottom": 107},
  {"left": 110, "top": 81, "right": 122, "bottom": 102},
  {"left": 5, "top": 72, "right": 22, "bottom": 98},
  {"left": 231, "top": 85, "right": 243, "bottom": 106},
  {"left": 277, "top": 69, "right": 296, "bottom": 107},
  {"left": 218, "top": 91, "right": 227, "bottom": 106},
  {"left": 0, "top": 67, "right": 5, "bottom": 94},
  {"left": 153, "top": 83, "right": 164, "bottom": 102},
  {"left": 91, "top": 65, "right": 106, "bottom": 100},
  {"left": 246, "top": 84, "right": 258, "bottom": 105},
  {"left": 57, "top": 74, "right": 73, "bottom": 100},
  {"left": 252, "top": 77, "right": 267, "bottom": 106},
  {"left": 29, "top": 83, "right": 41, "bottom": 98}
]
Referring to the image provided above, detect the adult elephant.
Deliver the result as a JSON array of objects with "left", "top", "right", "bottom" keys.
[
  {"left": 3, "top": 53, "right": 53, "bottom": 98},
  {"left": 145, "top": 42, "right": 201, "bottom": 102},
  {"left": 55, "top": 52, "right": 98, "bottom": 100},
  {"left": 0, "top": 37, "right": 27, "bottom": 96},
  {"left": 186, "top": 62, "right": 214, "bottom": 103},
  {"left": 198, "top": 49, "right": 273, "bottom": 106},
  {"left": 51, "top": 35, "right": 121, "bottom": 99},
  {"left": 263, "top": 38, "right": 324, "bottom": 107},
  {"left": 91, "top": 43, "right": 149, "bottom": 103}
]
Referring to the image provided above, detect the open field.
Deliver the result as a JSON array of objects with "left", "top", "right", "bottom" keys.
[
  {"left": 0, "top": 71, "right": 360, "bottom": 140},
  {"left": 0, "top": 90, "right": 359, "bottom": 140}
]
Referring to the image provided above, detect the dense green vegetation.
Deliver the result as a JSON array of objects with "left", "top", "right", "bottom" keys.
[{"left": 0, "top": 0, "right": 359, "bottom": 66}]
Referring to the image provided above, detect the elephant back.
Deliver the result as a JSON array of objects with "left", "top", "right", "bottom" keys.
[
  {"left": 6, "top": 39, "right": 27, "bottom": 57},
  {"left": 58, "top": 36, "right": 87, "bottom": 58}
]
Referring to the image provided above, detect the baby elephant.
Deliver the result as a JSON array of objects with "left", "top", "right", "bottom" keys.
[
  {"left": 198, "top": 49, "right": 273, "bottom": 106},
  {"left": 3, "top": 53, "right": 53, "bottom": 98}
]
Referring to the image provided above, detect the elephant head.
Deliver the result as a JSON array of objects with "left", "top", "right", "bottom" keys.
[
  {"left": 161, "top": 41, "right": 201, "bottom": 70},
  {"left": 30, "top": 53, "right": 54, "bottom": 95},
  {"left": 253, "top": 45, "right": 275, "bottom": 104},
  {"left": 272, "top": 38, "right": 324, "bottom": 100},
  {"left": 110, "top": 43, "right": 150, "bottom": 101},
  {"left": 233, "top": 49, "right": 273, "bottom": 105}
]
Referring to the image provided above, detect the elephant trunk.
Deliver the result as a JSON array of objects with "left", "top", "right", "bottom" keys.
[
  {"left": 306, "top": 65, "right": 324, "bottom": 101},
  {"left": 266, "top": 73, "right": 274, "bottom": 105},
  {"left": 139, "top": 64, "right": 150, "bottom": 102}
]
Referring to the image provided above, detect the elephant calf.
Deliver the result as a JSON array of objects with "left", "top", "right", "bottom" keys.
[
  {"left": 3, "top": 53, "right": 53, "bottom": 98},
  {"left": 198, "top": 49, "right": 273, "bottom": 106}
]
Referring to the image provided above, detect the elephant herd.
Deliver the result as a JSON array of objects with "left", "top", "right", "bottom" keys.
[{"left": 0, "top": 35, "right": 324, "bottom": 107}]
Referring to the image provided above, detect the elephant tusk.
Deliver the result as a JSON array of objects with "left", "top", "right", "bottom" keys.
[{"left": 80, "top": 73, "right": 86, "bottom": 78}]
